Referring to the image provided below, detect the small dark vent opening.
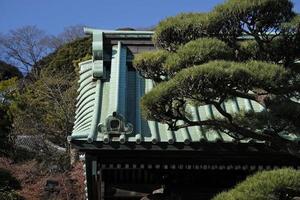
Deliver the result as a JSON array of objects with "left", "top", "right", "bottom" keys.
[{"left": 110, "top": 119, "right": 120, "bottom": 129}]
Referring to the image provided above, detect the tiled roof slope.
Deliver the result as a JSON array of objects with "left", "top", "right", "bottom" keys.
[{"left": 70, "top": 29, "right": 265, "bottom": 145}]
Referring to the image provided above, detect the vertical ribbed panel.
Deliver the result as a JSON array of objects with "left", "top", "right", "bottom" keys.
[
  {"left": 166, "top": 125, "right": 175, "bottom": 144},
  {"left": 72, "top": 60, "right": 96, "bottom": 137},
  {"left": 188, "top": 106, "right": 202, "bottom": 142},
  {"left": 244, "top": 98, "right": 253, "bottom": 111},
  {"left": 87, "top": 79, "right": 102, "bottom": 142},
  {"left": 232, "top": 97, "right": 240, "bottom": 112},
  {"left": 135, "top": 73, "right": 142, "bottom": 134},
  {"left": 205, "top": 105, "right": 214, "bottom": 119},
  {"left": 108, "top": 42, "right": 127, "bottom": 117},
  {"left": 100, "top": 82, "right": 110, "bottom": 125},
  {"left": 72, "top": 60, "right": 267, "bottom": 144},
  {"left": 181, "top": 128, "right": 191, "bottom": 144},
  {"left": 126, "top": 71, "right": 136, "bottom": 127},
  {"left": 145, "top": 79, "right": 159, "bottom": 144},
  {"left": 70, "top": 29, "right": 284, "bottom": 145}
]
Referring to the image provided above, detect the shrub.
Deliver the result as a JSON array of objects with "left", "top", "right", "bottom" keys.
[
  {"left": 0, "top": 190, "right": 23, "bottom": 200},
  {"left": 0, "top": 168, "right": 23, "bottom": 200},
  {"left": 212, "top": 168, "right": 300, "bottom": 200}
]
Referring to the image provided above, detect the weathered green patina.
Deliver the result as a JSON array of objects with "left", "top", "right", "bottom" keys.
[
  {"left": 69, "top": 28, "right": 300, "bottom": 200},
  {"left": 69, "top": 28, "right": 266, "bottom": 146}
]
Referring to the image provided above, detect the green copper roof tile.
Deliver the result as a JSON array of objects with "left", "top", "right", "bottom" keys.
[
  {"left": 87, "top": 79, "right": 102, "bottom": 142},
  {"left": 99, "top": 82, "right": 110, "bottom": 124},
  {"left": 72, "top": 58, "right": 265, "bottom": 144},
  {"left": 71, "top": 61, "right": 95, "bottom": 140},
  {"left": 108, "top": 42, "right": 128, "bottom": 117},
  {"left": 70, "top": 29, "right": 266, "bottom": 145}
]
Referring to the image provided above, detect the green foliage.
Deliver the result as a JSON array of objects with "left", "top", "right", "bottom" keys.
[
  {"left": 212, "top": 168, "right": 300, "bottom": 200},
  {"left": 12, "top": 36, "right": 92, "bottom": 148},
  {"left": 0, "top": 61, "right": 22, "bottom": 81},
  {"left": 276, "top": 15, "right": 300, "bottom": 66},
  {"left": 0, "top": 78, "right": 20, "bottom": 103},
  {"left": 4, "top": 35, "right": 92, "bottom": 170},
  {"left": 134, "top": 38, "right": 234, "bottom": 80},
  {"left": 141, "top": 76, "right": 179, "bottom": 122},
  {"left": 266, "top": 97, "right": 300, "bottom": 129},
  {"left": 153, "top": 13, "right": 217, "bottom": 51},
  {"left": 0, "top": 191, "right": 23, "bottom": 200},
  {"left": 239, "top": 37, "right": 300, "bottom": 65},
  {"left": 213, "top": 0, "right": 294, "bottom": 24},
  {"left": 281, "top": 15, "right": 300, "bottom": 33},
  {"left": 212, "top": 0, "right": 294, "bottom": 39},
  {"left": 133, "top": 50, "right": 169, "bottom": 82},
  {"left": 0, "top": 168, "right": 23, "bottom": 200},
  {"left": 232, "top": 109, "right": 299, "bottom": 137},
  {"left": 165, "top": 38, "right": 234, "bottom": 73},
  {"left": 0, "top": 78, "right": 20, "bottom": 156},
  {"left": 0, "top": 106, "right": 12, "bottom": 155},
  {"left": 36, "top": 36, "right": 91, "bottom": 74},
  {"left": 153, "top": 0, "right": 295, "bottom": 52},
  {"left": 13, "top": 69, "right": 77, "bottom": 146},
  {"left": 238, "top": 40, "right": 260, "bottom": 60},
  {"left": 134, "top": 0, "right": 300, "bottom": 151},
  {"left": 238, "top": 39, "right": 283, "bottom": 62},
  {"left": 141, "top": 60, "right": 289, "bottom": 122}
]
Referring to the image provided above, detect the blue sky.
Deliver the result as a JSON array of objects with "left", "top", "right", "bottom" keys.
[{"left": 1, "top": 0, "right": 300, "bottom": 35}]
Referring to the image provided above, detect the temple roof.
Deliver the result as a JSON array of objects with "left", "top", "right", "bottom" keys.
[{"left": 69, "top": 28, "right": 266, "bottom": 147}]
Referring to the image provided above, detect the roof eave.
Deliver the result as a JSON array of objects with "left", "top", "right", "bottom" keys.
[{"left": 84, "top": 27, "right": 154, "bottom": 39}]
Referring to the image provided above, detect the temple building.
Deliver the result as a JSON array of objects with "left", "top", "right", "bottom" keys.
[{"left": 69, "top": 28, "right": 300, "bottom": 200}]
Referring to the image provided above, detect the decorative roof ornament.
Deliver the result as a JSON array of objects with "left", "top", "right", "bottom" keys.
[
  {"left": 84, "top": 28, "right": 106, "bottom": 79},
  {"left": 70, "top": 28, "right": 271, "bottom": 146},
  {"left": 98, "top": 112, "right": 133, "bottom": 144},
  {"left": 69, "top": 28, "right": 154, "bottom": 144}
]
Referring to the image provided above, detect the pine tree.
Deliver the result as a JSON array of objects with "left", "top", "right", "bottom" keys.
[{"left": 133, "top": 0, "right": 300, "bottom": 156}]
